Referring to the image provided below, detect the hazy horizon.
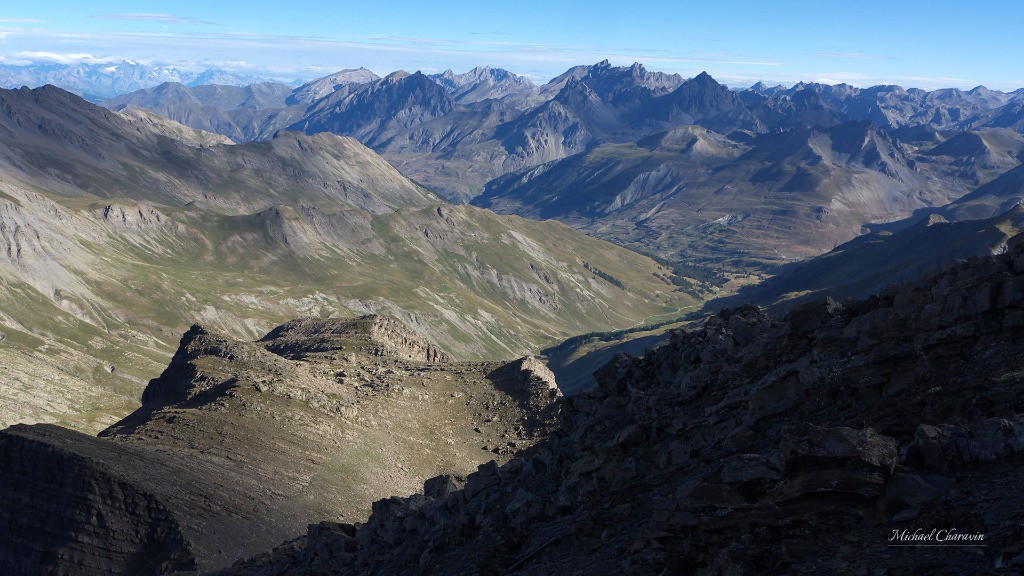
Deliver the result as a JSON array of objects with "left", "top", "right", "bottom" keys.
[{"left": 1, "top": 0, "right": 1022, "bottom": 91}]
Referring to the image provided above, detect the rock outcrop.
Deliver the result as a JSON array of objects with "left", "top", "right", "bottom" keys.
[
  {"left": 259, "top": 315, "right": 452, "bottom": 363},
  {"left": 0, "top": 316, "right": 561, "bottom": 576},
  {"left": 215, "top": 235, "right": 1024, "bottom": 575}
]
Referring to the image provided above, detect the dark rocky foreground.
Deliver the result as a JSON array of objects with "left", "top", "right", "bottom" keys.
[
  {"left": 0, "top": 316, "right": 561, "bottom": 575},
  {"left": 212, "top": 236, "right": 1024, "bottom": 575}
]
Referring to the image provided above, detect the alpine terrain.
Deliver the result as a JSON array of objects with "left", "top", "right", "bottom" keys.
[
  {"left": 0, "top": 84, "right": 693, "bottom": 433},
  {"left": 2, "top": 47, "right": 1024, "bottom": 576}
]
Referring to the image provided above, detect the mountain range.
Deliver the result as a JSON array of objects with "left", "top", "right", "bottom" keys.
[
  {"left": 4, "top": 58, "right": 1024, "bottom": 576},
  {"left": 0, "top": 60, "right": 291, "bottom": 101},
  {"left": 100, "top": 61, "right": 1024, "bottom": 273}
]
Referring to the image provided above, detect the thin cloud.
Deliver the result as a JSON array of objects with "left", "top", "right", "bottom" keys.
[
  {"left": 13, "top": 51, "right": 121, "bottom": 65},
  {"left": 0, "top": 18, "right": 45, "bottom": 23},
  {"left": 814, "top": 52, "right": 897, "bottom": 61},
  {"left": 198, "top": 59, "right": 255, "bottom": 70},
  {"left": 93, "top": 14, "right": 214, "bottom": 26},
  {"left": 7, "top": 28, "right": 785, "bottom": 78},
  {"left": 0, "top": 24, "right": 43, "bottom": 35}
]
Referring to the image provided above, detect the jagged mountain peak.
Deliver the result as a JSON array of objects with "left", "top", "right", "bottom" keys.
[
  {"left": 577, "top": 60, "right": 683, "bottom": 91},
  {"left": 652, "top": 70, "right": 743, "bottom": 124},
  {"left": 691, "top": 70, "right": 715, "bottom": 83},
  {"left": 428, "top": 66, "right": 536, "bottom": 104},
  {"left": 288, "top": 69, "right": 456, "bottom": 145},
  {"left": 681, "top": 71, "right": 728, "bottom": 93},
  {"left": 540, "top": 64, "right": 593, "bottom": 93},
  {"left": 548, "top": 61, "right": 685, "bottom": 112}
]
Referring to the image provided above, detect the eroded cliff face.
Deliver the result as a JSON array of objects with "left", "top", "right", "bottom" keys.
[
  {"left": 259, "top": 315, "right": 452, "bottom": 363},
  {"left": 0, "top": 315, "right": 561, "bottom": 576},
  {"left": 215, "top": 236, "right": 1024, "bottom": 575},
  {"left": 0, "top": 426, "right": 195, "bottom": 575}
]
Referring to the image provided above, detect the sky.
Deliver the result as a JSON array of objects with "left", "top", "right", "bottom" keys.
[{"left": 1, "top": 0, "right": 1022, "bottom": 90}]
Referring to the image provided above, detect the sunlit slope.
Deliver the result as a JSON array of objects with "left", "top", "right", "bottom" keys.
[{"left": 0, "top": 86, "right": 694, "bottom": 431}]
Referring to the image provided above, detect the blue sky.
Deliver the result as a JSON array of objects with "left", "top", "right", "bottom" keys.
[{"left": 1, "top": 1, "right": 1021, "bottom": 89}]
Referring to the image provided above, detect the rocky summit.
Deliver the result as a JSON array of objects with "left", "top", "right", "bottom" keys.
[
  {"left": 209, "top": 233, "right": 1024, "bottom": 575},
  {"left": 0, "top": 315, "right": 561, "bottom": 575}
]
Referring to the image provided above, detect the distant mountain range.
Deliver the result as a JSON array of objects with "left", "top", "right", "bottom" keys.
[
  {"left": 0, "top": 60, "right": 294, "bottom": 100},
  {"left": 93, "top": 61, "right": 1024, "bottom": 274}
]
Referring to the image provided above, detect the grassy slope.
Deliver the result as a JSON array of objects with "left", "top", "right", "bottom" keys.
[{"left": 0, "top": 186, "right": 696, "bottom": 433}]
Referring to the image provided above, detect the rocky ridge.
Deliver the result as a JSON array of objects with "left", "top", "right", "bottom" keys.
[
  {"left": 429, "top": 67, "right": 539, "bottom": 105},
  {"left": 214, "top": 234, "right": 1024, "bottom": 575},
  {"left": 0, "top": 315, "right": 562, "bottom": 575}
]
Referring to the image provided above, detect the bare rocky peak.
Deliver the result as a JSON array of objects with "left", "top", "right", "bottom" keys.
[
  {"left": 287, "top": 68, "right": 381, "bottom": 105},
  {"left": 554, "top": 60, "right": 685, "bottom": 101},
  {"left": 539, "top": 63, "right": 594, "bottom": 97},
  {"left": 429, "top": 66, "right": 538, "bottom": 104},
  {"left": 658, "top": 70, "right": 742, "bottom": 117},
  {"left": 431, "top": 66, "right": 532, "bottom": 89},
  {"left": 627, "top": 61, "right": 686, "bottom": 92},
  {"left": 293, "top": 70, "right": 455, "bottom": 142}
]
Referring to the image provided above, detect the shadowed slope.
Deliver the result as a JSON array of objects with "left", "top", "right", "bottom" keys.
[{"left": 0, "top": 316, "right": 563, "bottom": 575}]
